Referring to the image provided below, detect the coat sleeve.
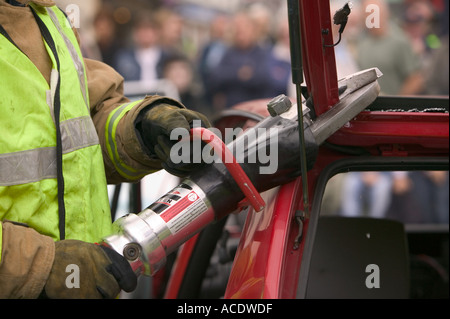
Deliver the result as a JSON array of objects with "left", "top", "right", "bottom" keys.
[
  {"left": 85, "top": 58, "right": 185, "bottom": 184},
  {"left": 0, "top": 221, "right": 55, "bottom": 299}
]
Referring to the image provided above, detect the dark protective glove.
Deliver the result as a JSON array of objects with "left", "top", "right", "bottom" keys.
[
  {"left": 137, "top": 104, "right": 212, "bottom": 177},
  {"left": 42, "top": 240, "right": 137, "bottom": 299}
]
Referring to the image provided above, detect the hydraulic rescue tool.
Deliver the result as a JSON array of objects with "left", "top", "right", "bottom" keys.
[{"left": 102, "top": 67, "right": 383, "bottom": 277}]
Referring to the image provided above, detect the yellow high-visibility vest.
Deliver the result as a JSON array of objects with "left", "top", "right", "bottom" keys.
[{"left": 0, "top": 4, "right": 114, "bottom": 254}]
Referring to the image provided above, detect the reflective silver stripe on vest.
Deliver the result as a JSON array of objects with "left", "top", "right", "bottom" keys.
[
  {"left": 46, "top": 7, "right": 89, "bottom": 111},
  {"left": 0, "top": 116, "right": 99, "bottom": 186},
  {"left": 61, "top": 116, "right": 99, "bottom": 153},
  {"left": 0, "top": 148, "right": 57, "bottom": 187}
]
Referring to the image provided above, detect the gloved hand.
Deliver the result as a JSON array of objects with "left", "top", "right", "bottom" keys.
[
  {"left": 138, "top": 104, "right": 212, "bottom": 177},
  {"left": 42, "top": 240, "right": 137, "bottom": 299}
]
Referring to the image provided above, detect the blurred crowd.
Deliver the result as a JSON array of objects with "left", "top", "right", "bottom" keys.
[
  {"left": 323, "top": 170, "right": 449, "bottom": 224},
  {"left": 55, "top": 0, "right": 448, "bottom": 225},
  {"left": 62, "top": 3, "right": 446, "bottom": 300},
  {"left": 54, "top": 0, "right": 449, "bottom": 120}
]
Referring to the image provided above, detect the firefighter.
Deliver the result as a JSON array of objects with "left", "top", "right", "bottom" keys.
[{"left": 0, "top": 0, "right": 210, "bottom": 298}]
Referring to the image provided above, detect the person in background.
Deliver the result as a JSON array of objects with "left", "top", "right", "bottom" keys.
[
  {"left": 340, "top": 172, "right": 393, "bottom": 219},
  {"left": 402, "top": 0, "right": 437, "bottom": 63},
  {"left": 114, "top": 10, "right": 171, "bottom": 82},
  {"left": 197, "top": 13, "right": 230, "bottom": 108},
  {"left": 422, "top": 33, "right": 449, "bottom": 95},
  {"left": 247, "top": 2, "right": 274, "bottom": 50},
  {"left": 208, "top": 9, "right": 275, "bottom": 111},
  {"left": 356, "top": 0, "right": 423, "bottom": 95},
  {"left": 155, "top": 8, "right": 190, "bottom": 59},
  {"left": 419, "top": 0, "right": 449, "bottom": 96},
  {"left": 386, "top": 171, "right": 449, "bottom": 224},
  {"left": 162, "top": 54, "right": 210, "bottom": 118},
  {"left": 93, "top": 3, "right": 122, "bottom": 68}
]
